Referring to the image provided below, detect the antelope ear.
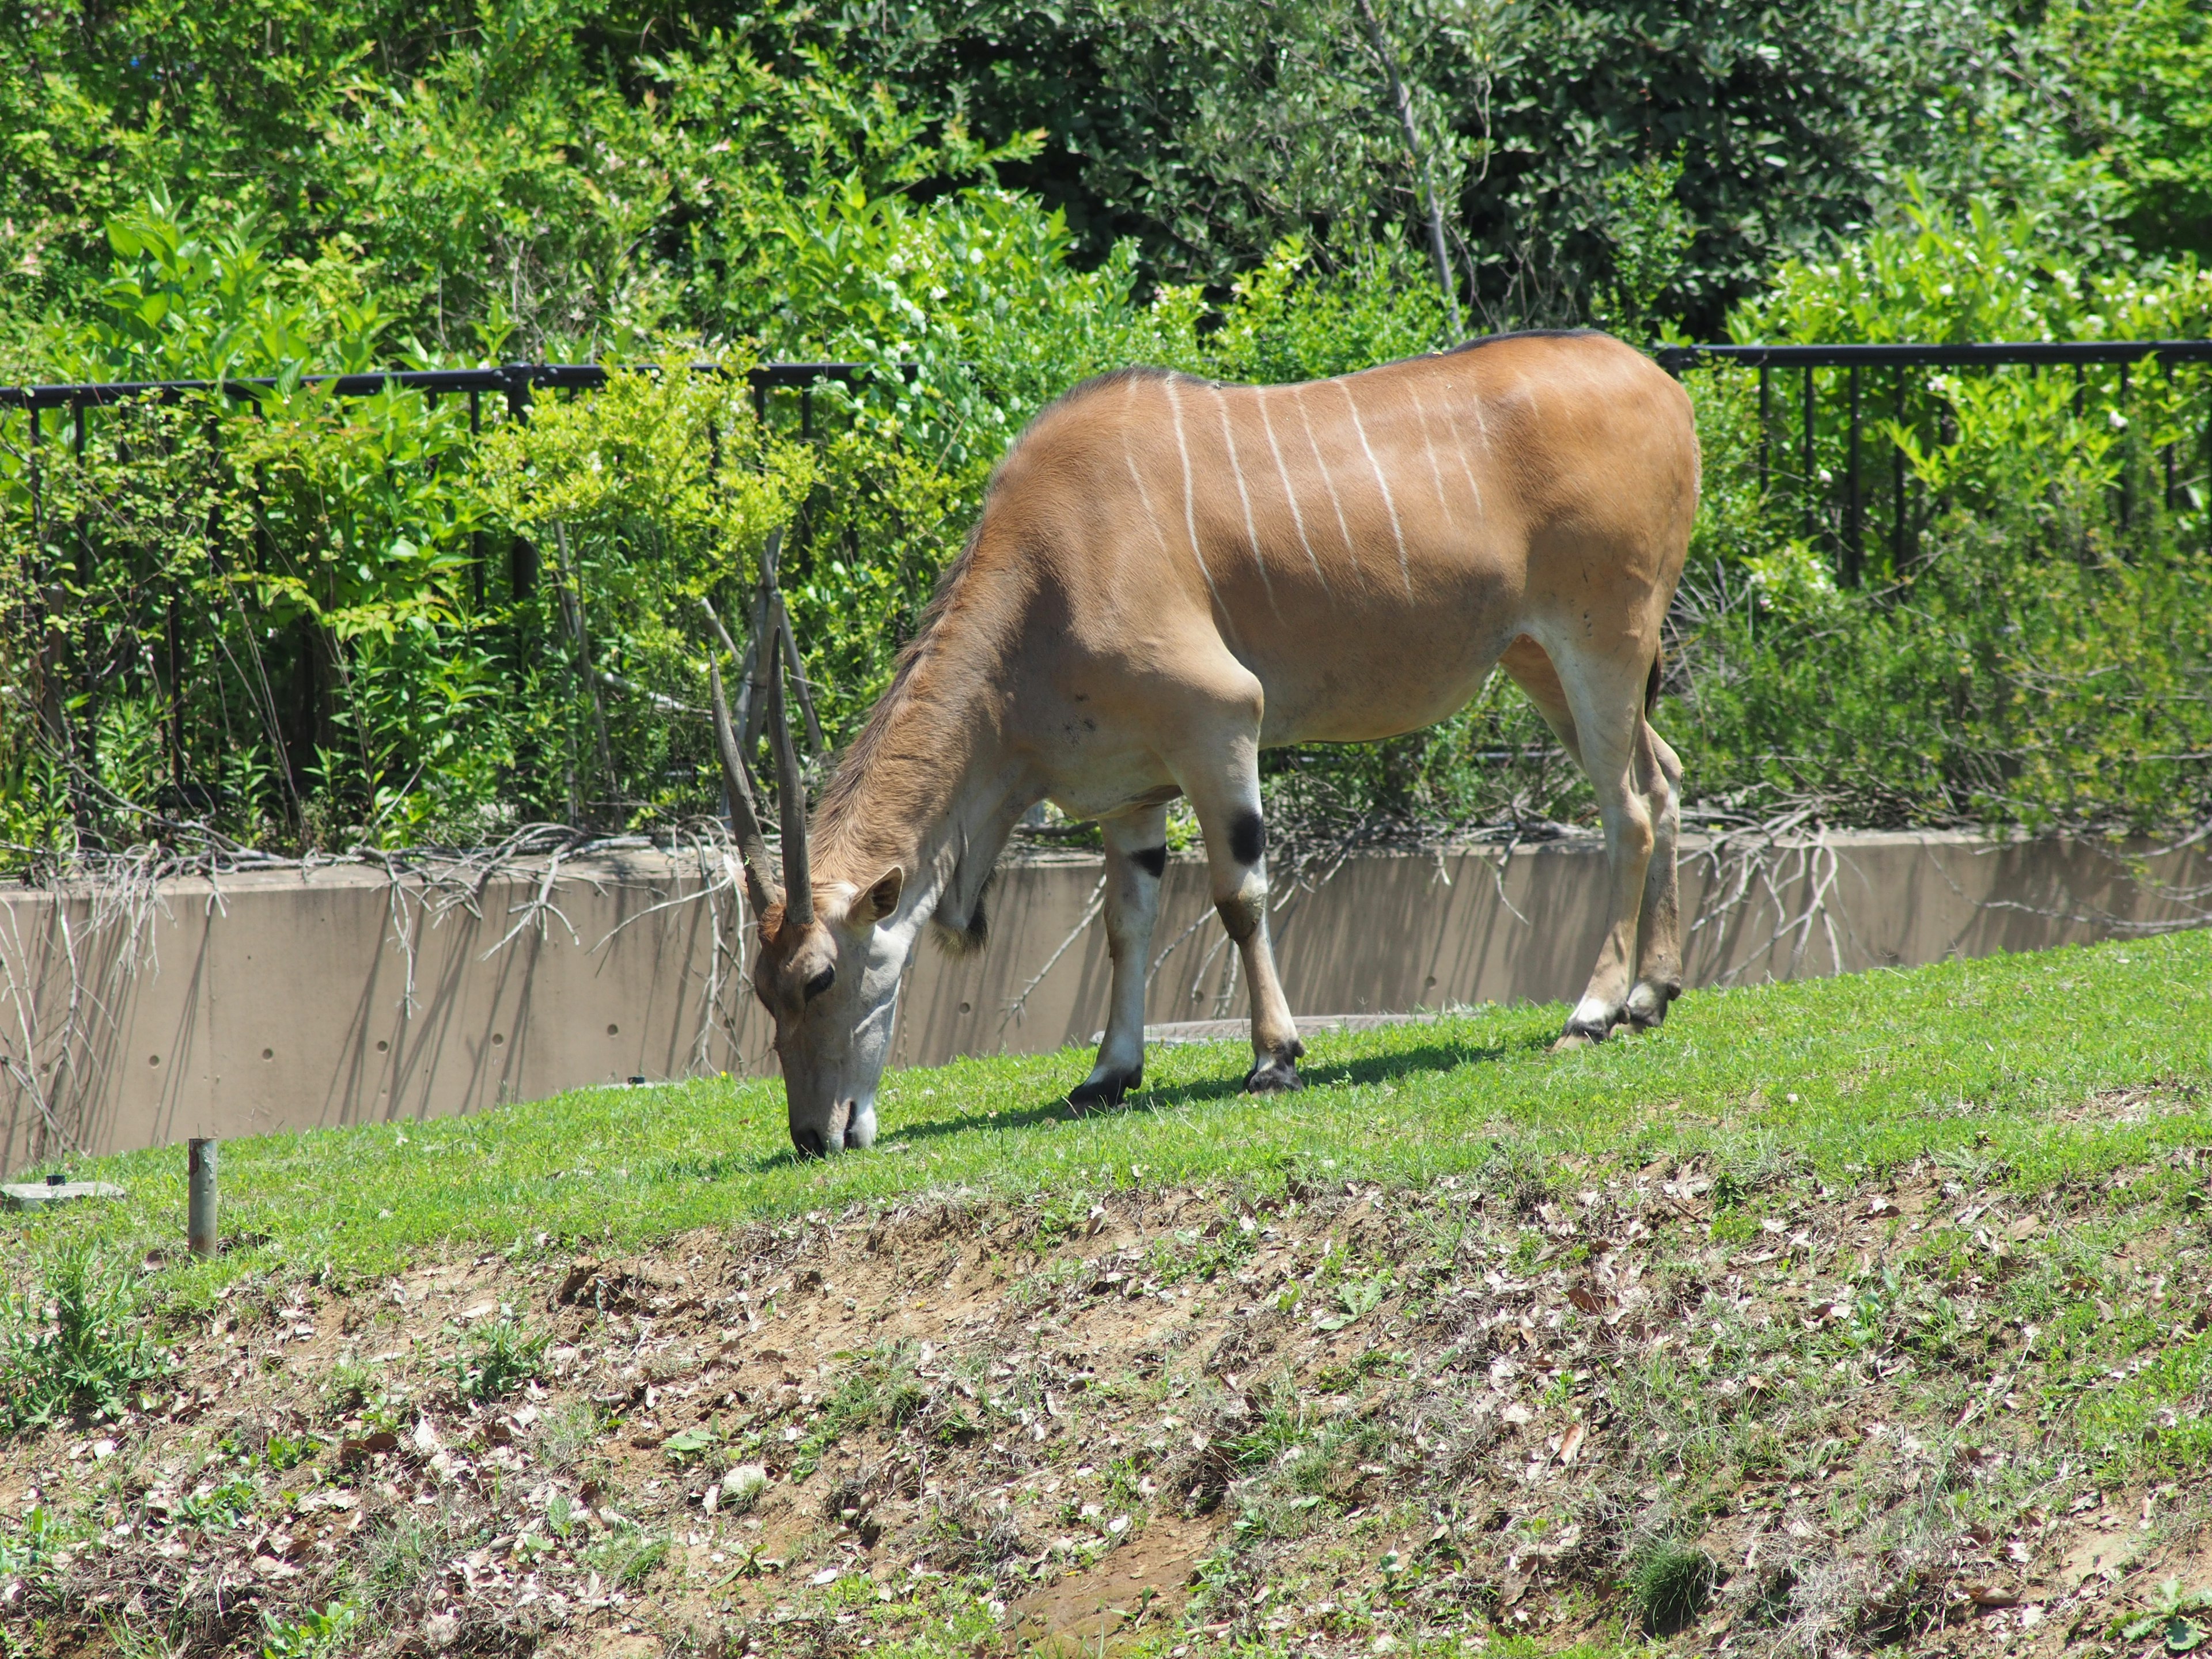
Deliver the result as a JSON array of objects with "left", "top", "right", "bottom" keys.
[{"left": 855, "top": 866, "right": 904, "bottom": 926}]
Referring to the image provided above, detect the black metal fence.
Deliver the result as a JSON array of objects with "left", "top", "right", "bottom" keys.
[
  {"left": 0, "top": 359, "right": 897, "bottom": 836},
  {"left": 1656, "top": 339, "right": 2212, "bottom": 580}
]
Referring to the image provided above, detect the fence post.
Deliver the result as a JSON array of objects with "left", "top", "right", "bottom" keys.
[{"left": 187, "top": 1137, "right": 217, "bottom": 1258}]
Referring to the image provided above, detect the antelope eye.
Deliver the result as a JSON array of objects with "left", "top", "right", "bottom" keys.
[{"left": 804, "top": 966, "right": 836, "bottom": 1002}]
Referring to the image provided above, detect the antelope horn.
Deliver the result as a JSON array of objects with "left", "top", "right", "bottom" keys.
[
  {"left": 766, "top": 615, "right": 814, "bottom": 927},
  {"left": 709, "top": 662, "right": 778, "bottom": 918}
]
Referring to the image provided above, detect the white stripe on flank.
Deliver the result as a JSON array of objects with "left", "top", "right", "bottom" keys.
[
  {"left": 1122, "top": 377, "right": 1175, "bottom": 565},
  {"left": 1164, "top": 377, "right": 1230, "bottom": 624},
  {"left": 1293, "top": 384, "right": 1359, "bottom": 584},
  {"left": 1257, "top": 388, "right": 1327, "bottom": 590},
  {"left": 1213, "top": 387, "right": 1279, "bottom": 615},
  {"left": 1435, "top": 381, "right": 1486, "bottom": 519},
  {"left": 1406, "top": 382, "right": 1453, "bottom": 526},
  {"left": 1338, "top": 380, "right": 1411, "bottom": 594}
]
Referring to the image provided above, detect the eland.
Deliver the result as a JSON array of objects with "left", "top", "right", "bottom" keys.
[{"left": 713, "top": 329, "right": 1699, "bottom": 1156}]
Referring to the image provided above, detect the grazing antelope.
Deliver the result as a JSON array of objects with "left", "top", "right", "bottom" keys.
[{"left": 714, "top": 329, "right": 1698, "bottom": 1156}]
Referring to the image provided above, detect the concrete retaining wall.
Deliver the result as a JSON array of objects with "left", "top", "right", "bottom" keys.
[{"left": 0, "top": 832, "right": 2203, "bottom": 1171}]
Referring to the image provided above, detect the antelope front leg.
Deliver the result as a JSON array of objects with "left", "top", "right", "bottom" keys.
[
  {"left": 1184, "top": 764, "right": 1303, "bottom": 1094},
  {"left": 1069, "top": 805, "right": 1169, "bottom": 1111}
]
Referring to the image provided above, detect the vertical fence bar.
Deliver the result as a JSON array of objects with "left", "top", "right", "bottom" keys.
[
  {"left": 1892, "top": 368, "right": 1907, "bottom": 571},
  {"left": 469, "top": 388, "right": 484, "bottom": 611},
  {"left": 2162, "top": 358, "right": 2176, "bottom": 512},
  {"left": 2119, "top": 361, "right": 2132, "bottom": 529},
  {"left": 1801, "top": 364, "right": 1815, "bottom": 541},
  {"left": 1758, "top": 363, "right": 1771, "bottom": 497},
  {"left": 71, "top": 396, "right": 92, "bottom": 826},
  {"left": 1846, "top": 365, "right": 1862, "bottom": 585},
  {"left": 505, "top": 370, "right": 537, "bottom": 598}
]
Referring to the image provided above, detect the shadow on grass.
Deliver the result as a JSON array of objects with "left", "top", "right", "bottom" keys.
[{"left": 872, "top": 1033, "right": 1543, "bottom": 1150}]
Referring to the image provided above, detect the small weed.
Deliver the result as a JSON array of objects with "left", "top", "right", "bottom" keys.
[
  {"left": 262, "top": 1434, "right": 319, "bottom": 1471},
  {"left": 176, "top": 1477, "right": 257, "bottom": 1529},
  {"left": 0, "top": 1248, "right": 170, "bottom": 1429},
  {"left": 1628, "top": 1543, "right": 1718, "bottom": 1635},
  {"left": 1314, "top": 1272, "right": 1389, "bottom": 1332},
  {"left": 2117, "top": 1577, "right": 2212, "bottom": 1648},
  {"left": 533, "top": 1400, "right": 604, "bottom": 1474},
  {"left": 587, "top": 1524, "right": 669, "bottom": 1586},
  {"left": 259, "top": 1600, "right": 358, "bottom": 1659},
  {"left": 320, "top": 1354, "right": 377, "bottom": 1416},
  {"left": 448, "top": 1317, "right": 547, "bottom": 1402},
  {"left": 365, "top": 1510, "right": 445, "bottom": 1594},
  {"left": 661, "top": 1421, "right": 720, "bottom": 1465},
  {"left": 794, "top": 1342, "right": 928, "bottom": 1476}
]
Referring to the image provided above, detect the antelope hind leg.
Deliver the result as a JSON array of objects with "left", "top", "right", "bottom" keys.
[
  {"left": 1548, "top": 650, "right": 1660, "bottom": 1050},
  {"left": 1068, "top": 804, "right": 1168, "bottom": 1111},
  {"left": 1624, "top": 722, "right": 1684, "bottom": 1031}
]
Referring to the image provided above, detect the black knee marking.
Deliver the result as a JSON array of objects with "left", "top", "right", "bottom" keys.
[
  {"left": 1228, "top": 810, "right": 1266, "bottom": 866},
  {"left": 1132, "top": 845, "right": 1168, "bottom": 879}
]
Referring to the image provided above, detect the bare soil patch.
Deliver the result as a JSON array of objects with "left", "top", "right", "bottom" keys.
[{"left": 5, "top": 1159, "right": 2211, "bottom": 1656}]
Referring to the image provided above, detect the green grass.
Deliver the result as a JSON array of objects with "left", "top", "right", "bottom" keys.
[{"left": 7, "top": 931, "right": 2211, "bottom": 1289}]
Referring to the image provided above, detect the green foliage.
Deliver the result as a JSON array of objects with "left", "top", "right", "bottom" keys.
[
  {"left": 1597, "top": 149, "right": 1694, "bottom": 338},
  {"left": 0, "top": 1249, "right": 170, "bottom": 1430},
  {"left": 4, "top": 0, "right": 2212, "bottom": 852}
]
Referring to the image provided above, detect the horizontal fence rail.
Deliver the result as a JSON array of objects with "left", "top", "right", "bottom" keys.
[
  {"left": 0, "top": 359, "right": 884, "bottom": 408},
  {"left": 1657, "top": 337, "right": 2212, "bottom": 580},
  {"left": 1654, "top": 339, "right": 2212, "bottom": 369}
]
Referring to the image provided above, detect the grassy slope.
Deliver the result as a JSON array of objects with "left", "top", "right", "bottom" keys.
[{"left": 11, "top": 930, "right": 2210, "bottom": 1286}]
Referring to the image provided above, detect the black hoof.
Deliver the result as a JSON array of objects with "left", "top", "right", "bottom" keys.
[
  {"left": 1551, "top": 1020, "right": 1609, "bottom": 1052},
  {"left": 1243, "top": 1040, "right": 1305, "bottom": 1094},
  {"left": 1067, "top": 1067, "right": 1140, "bottom": 1112}
]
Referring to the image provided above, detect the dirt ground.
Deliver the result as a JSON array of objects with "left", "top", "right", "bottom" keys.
[{"left": 2, "top": 1158, "right": 2207, "bottom": 1657}]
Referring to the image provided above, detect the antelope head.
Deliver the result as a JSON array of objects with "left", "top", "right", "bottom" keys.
[{"left": 711, "top": 642, "right": 908, "bottom": 1157}]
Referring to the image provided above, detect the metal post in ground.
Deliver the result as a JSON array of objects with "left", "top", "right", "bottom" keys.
[{"left": 188, "top": 1138, "right": 217, "bottom": 1258}]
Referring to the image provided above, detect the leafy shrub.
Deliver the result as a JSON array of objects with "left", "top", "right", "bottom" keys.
[{"left": 0, "top": 1249, "right": 171, "bottom": 1430}]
